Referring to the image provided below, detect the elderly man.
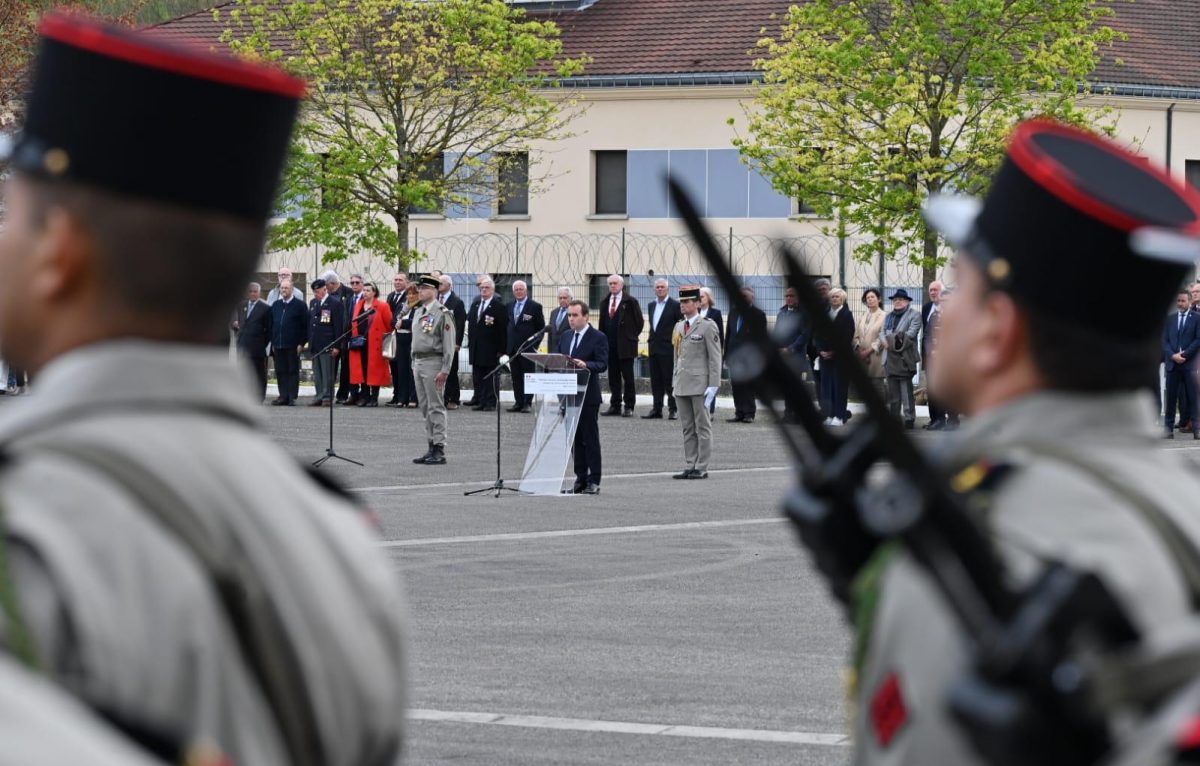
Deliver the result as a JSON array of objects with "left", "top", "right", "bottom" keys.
[
  {"left": 307, "top": 278, "right": 343, "bottom": 406},
  {"left": 547, "top": 286, "right": 573, "bottom": 352},
  {"left": 266, "top": 267, "right": 304, "bottom": 304},
  {"left": 438, "top": 274, "right": 468, "bottom": 408},
  {"left": 506, "top": 280, "right": 546, "bottom": 412},
  {"left": 232, "top": 281, "right": 272, "bottom": 401},
  {"left": 881, "top": 288, "right": 921, "bottom": 428},
  {"left": 467, "top": 277, "right": 507, "bottom": 410},
  {"left": 672, "top": 287, "right": 721, "bottom": 479},
  {"left": 270, "top": 279, "right": 308, "bottom": 406},
  {"left": 597, "top": 274, "right": 644, "bottom": 416},
  {"left": 645, "top": 278, "right": 683, "bottom": 420},
  {"left": 922, "top": 280, "right": 958, "bottom": 430},
  {"left": 322, "top": 271, "right": 355, "bottom": 403}
]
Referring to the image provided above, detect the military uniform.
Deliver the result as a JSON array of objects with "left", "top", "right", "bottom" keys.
[
  {"left": 671, "top": 295, "right": 722, "bottom": 479},
  {"left": 410, "top": 284, "right": 457, "bottom": 464}
]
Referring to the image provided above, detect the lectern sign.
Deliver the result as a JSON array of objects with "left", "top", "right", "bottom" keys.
[{"left": 524, "top": 373, "right": 578, "bottom": 395}]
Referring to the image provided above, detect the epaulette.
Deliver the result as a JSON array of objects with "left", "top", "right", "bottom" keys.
[{"left": 948, "top": 458, "right": 1016, "bottom": 516}]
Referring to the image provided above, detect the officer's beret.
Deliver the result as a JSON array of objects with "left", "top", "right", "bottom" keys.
[
  {"left": 310, "top": 278, "right": 326, "bottom": 290},
  {"left": 925, "top": 119, "right": 1200, "bottom": 340},
  {"left": 418, "top": 275, "right": 441, "bottom": 289},
  {"left": 3, "top": 13, "right": 305, "bottom": 221}
]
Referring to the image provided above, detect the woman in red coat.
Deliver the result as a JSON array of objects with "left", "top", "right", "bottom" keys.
[{"left": 350, "top": 282, "right": 393, "bottom": 406}]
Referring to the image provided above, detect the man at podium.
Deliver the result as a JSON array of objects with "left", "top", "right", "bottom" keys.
[{"left": 558, "top": 300, "right": 608, "bottom": 495}]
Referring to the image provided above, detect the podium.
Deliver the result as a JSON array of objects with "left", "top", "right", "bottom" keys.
[{"left": 518, "top": 353, "right": 590, "bottom": 495}]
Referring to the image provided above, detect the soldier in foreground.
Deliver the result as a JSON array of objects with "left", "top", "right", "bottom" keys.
[
  {"left": 0, "top": 14, "right": 405, "bottom": 765},
  {"left": 411, "top": 274, "right": 456, "bottom": 465},
  {"left": 671, "top": 286, "right": 721, "bottom": 479}
]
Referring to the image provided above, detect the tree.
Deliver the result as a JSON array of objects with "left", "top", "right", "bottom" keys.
[
  {"left": 221, "top": 0, "right": 588, "bottom": 265},
  {"left": 734, "top": 0, "right": 1121, "bottom": 288}
]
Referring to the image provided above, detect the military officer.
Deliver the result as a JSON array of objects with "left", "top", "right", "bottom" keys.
[
  {"left": 851, "top": 120, "right": 1200, "bottom": 764},
  {"left": 0, "top": 15, "right": 405, "bottom": 766},
  {"left": 410, "top": 274, "right": 457, "bottom": 465},
  {"left": 671, "top": 286, "right": 722, "bottom": 479}
]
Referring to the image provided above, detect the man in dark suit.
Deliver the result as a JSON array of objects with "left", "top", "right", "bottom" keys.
[
  {"left": 547, "top": 287, "right": 573, "bottom": 356},
  {"left": 644, "top": 278, "right": 683, "bottom": 420},
  {"left": 921, "top": 280, "right": 958, "bottom": 430},
  {"left": 384, "top": 273, "right": 410, "bottom": 405},
  {"left": 269, "top": 280, "right": 308, "bottom": 406},
  {"left": 324, "top": 271, "right": 356, "bottom": 403},
  {"left": 505, "top": 280, "right": 546, "bottom": 413},
  {"left": 232, "top": 281, "right": 272, "bottom": 401},
  {"left": 307, "top": 278, "right": 344, "bottom": 406},
  {"left": 597, "top": 274, "right": 644, "bottom": 416},
  {"left": 725, "top": 286, "right": 767, "bottom": 422},
  {"left": 437, "top": 274, "right": 468, "bottom": 408},
  {"left": 466, "top": 276, "right": 507, "bottom": 411},
  {"left": 559, "top": 299, "right": 608, "bottom": 495},
  {"left": 1163, "top": 288, "right": 1200, "bottom": 439}
]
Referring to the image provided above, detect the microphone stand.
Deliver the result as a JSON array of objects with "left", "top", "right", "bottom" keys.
[
  {"left": 465, "top": 327, "right": 547, "bottom": 498},
  {"left": 312, "top": 306, "right": 376, "bottom": 468}
]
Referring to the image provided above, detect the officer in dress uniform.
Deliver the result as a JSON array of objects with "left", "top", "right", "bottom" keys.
[
  {"left": 671, "top": 286, "right": 721, "bottom": 480},
  {"left": 410, "top": 275, "right": 456, "bottom": 465},
  {"left": 0, "top": 15, "right": 405, "bottom": 766},
  {"left": 851, "top": 120, "right": 1200, "bottom": 765}
]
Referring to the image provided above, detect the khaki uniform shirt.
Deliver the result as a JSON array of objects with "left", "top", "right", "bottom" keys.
[
  {"left": 0, "top": 341, "right": 406, "bottom": 766},
  {"left": 854, "top": 391, "right": 1200, "bottom": 765},
  {"left": 410, "top": 301, "right": 456, "bottom": 374},
  {"left": 672, "top": 316, "right": 722, "bottom": 396}
]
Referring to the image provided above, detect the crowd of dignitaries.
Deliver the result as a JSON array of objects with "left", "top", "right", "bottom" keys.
[{"left": 1161, "top": 282, "right": 1200, "bottom": 439}]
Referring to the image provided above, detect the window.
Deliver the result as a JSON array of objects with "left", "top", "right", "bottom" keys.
[
  {"left": 1186, "top": 160, "right": 1200, "bottom": 192},
  {"left": 410, "top": 153, "right": 444, "bottom": 215},
  {"left": 497, "top": 152, "right": 530, "bottom": 216},
  {"left": 594, "top": 151, "right": 627, "bottom": 215},
  {"left": 795, "top": 197, "right": 817, "bottom": 216}
]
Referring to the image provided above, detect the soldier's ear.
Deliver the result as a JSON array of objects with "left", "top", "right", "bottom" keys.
[{"left": 28, "top": 206, "right": 93, "bottom": 304}]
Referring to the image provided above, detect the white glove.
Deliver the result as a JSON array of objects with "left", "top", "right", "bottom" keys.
[{"left": 704, "top": 387, "right": 718, "bottom": 408}]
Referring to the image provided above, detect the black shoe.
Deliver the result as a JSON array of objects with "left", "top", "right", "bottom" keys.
[
  {"left": 517, "top": 406, "right": 532, "bottom": 413},
  {"left": 335, "top": 397, "right": 349, "bottom": 405},
  {"left": 843, "top": 412, "right": 853, "bottom": 424},
  {"left": 688, "top": 471, "right": 709, "bottom": 480},
  {"left": 308, "top": 399, "right": 324, "bottom": 407},
  {"left": 571, "top": 481, "right": 587, "bottom": 494},
  {"left": 387, "top": 398, "right": 400, "bottom": 405},
  {"left": 477, "top": 404, "right": 496, "bottom": 412},
  {"left": 366, "top": 400, "right": 379, "bottom": 407},
  {"left": 668, "top": 410, "right": 678, "bottom": 421},
  {"left": 622, "top": 409, "right": 634, "bottom": 417},
  {"left": 601, "top": 408, "right": 622, "bottom": 416},
  {"left": 672, "top": 469, "right": 694, "bottom": 480},
  {"left": 463, "top": 399, "right": 478, "bottom": 407},
  {"left": 579, "top": 483, "right": 600, "bottom": 495},
  {"left": 727, "top": 415, "right": 745, "bottom": 423},
  {"left": 386, "top": 401, "right": 400, "bottom": 408},
  {"left": 923, "top": 420, "right": 944, "bottom": 431},
  {"left": 424, "top": 446, "right": 447, "bottom": 465},
  {"left": 507, "top": 405, "right": 524, "bottom": 412},
  {"left": 413, "top": 443, "right": 434, "bottom": 464},
  {"left": 1165, "top": 432, "right": 1176, "bottom": 440},
  {"left": 642, "top": 411, "right": 663, "bottom": 420}
]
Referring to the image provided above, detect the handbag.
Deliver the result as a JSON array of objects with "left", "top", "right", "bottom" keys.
[
  {"left": 348, "top": 336, "right": 367, "bottom": 350},
  {"left": 382, "top": 332, "right": 397, "bottom": 360}
]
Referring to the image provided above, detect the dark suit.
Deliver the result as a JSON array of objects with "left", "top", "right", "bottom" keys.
[
  {"left": 467, "top": 296, "right": 508, "bottom": 408},
  {"left": 439, "top": 291, "right": 467, "bottom": 404},
  {"left": 597, "top": 292, "right": 644, "bottom": 412},
  {"left": 1163, "top": 310, "right": 1200, "bottom": 432},
  {"left": 386, "top": 290, "right": 409, "bottom": 404},
  {"left": 700, "top": 306, "right": 724, "bottom": 349},
  {"left": 646, "top": 297, "right": 683, "bottom": 415},
  {"left": 233, "top": 299, "right": 272, "bottom": 400},
  {"left": 331, "top": 284, "right": 357, "bottom": 401},
  {"left": 547, "top": 304, "right": 571, "bottom": 356},
  {"left": 560, "top": 325, "right": 608, "bottom": 488},
  {"left": 270, "top": 296, "right": 308, "bottom": 404},
  {"left": 922, "top": 302, "right": 957, "bottom": 426},
  {"left": 308, "top": 294, "right": 344, "bottom": 402},
  {"left": 726, "top": 303, "right": 767, "bottom": 419},
  {"left": 817, "top": 305, "right": 855, "bottom": 421},
  {"left": 506, "top": 297, "right": 546, "bottom": 408}
]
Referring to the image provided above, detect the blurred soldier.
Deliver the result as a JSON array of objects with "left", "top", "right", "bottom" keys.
[
  {"left": 671, "top": 287, "right": 721, "bottom": 479},
  {"left": 411, "top": 275, "right": 456, "bottom": 465},
  {"left": 853, "top": 120, "right": 1200, "bottom": 764},
  {"left": 0, "top": 15, "right": 405, "bottom": 766}
]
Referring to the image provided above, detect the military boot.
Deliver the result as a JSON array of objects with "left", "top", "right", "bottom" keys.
[
  {"left": 425, "top": 445, "right": 447, "bottom": 465},
  {"left": 413, "top": 441, "right": 434, "bottom": 464}
]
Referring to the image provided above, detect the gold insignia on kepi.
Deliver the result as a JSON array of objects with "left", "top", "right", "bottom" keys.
[
  {"left": 42, "top": 148, "right": 69, "bottom": 176},
  {"left": 987, "top": 258, "right": 1011, "bottom": 283}
]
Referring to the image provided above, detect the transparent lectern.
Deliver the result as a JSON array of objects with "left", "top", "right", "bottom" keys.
[{"left": 518, "top": 353, "right": 590, "bottom": 495}]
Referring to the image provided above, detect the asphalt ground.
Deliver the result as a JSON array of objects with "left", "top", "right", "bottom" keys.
[{"left": 260, "top": 394, "right": 1200, "bottom": 765}]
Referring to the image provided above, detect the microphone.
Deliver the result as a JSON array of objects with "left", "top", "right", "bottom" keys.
[{"left": 499, "top": 354, "right": 511, "bottom": 365}]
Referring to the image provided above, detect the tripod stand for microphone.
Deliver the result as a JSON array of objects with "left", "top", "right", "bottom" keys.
[
  {"left": 465, "top": 328, "right": 546, "bottom": 498},
  {"left": 312, "top": 307, "right": 376, "bottom": 468}
]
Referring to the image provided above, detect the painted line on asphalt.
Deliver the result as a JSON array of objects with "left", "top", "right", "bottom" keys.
[
  {"left": 354, "top": 465, "right": 789, "bottom": 493},
  {"left": 407, "top": 709, "right": 849, "bottom": 747},
  {"left": 381, "top": 517, "right": 786, "bottom": 548}
]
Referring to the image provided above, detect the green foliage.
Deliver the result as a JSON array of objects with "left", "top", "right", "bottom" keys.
[
  {"left": 221, "top": 0, "right": 588, "bottom": 265},
  {"left": 735, "top": 0, "right": 1122, "bottom": 275}
]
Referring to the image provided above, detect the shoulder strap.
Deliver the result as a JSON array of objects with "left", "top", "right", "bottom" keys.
[
  {"left": 24, "top": 442, "right": 324, "bottom": 766},
  {"left": 1014, "top": 443, "right": 1200, "bottom": 611}
]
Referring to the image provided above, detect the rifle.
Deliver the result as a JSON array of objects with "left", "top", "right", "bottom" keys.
[{"left": 668, "top": 178, "right": 1200, "bottom": 765}]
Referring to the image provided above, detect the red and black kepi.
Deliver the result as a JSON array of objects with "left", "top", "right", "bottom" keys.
[
  {"left": 925, "top": 119, "right": 1200, "bottom": 341},
  {"left": 4, "top": 13, "right": 306, "bottom": 221}
]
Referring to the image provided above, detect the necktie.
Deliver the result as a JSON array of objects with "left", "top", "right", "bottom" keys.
[
  {"left": 515, "top": 301, "right": 523, "bottom": 320},
  {"left": 684, "top": 320, "right": 691, "bottom": 335},
  {"left": 439, "top": 294, "right": 446, "bottom": 305},
  {"left": 478, "top": 300, "right": 486, "bottom": 320},
  {"left": 570, "top": 332, "right": 581, "bottom": 356},
  {"left": 1181, "top": 313, "right": 1187, "bottom": 335},
  {"left": 558, "top": 310, "right": 567, "bottom": 327},
  {"left": 609, "top": 296, "right": 617, "bottom": 318},
  {"left": 736, "top": 315, "right": 744, "bottom": 334}
]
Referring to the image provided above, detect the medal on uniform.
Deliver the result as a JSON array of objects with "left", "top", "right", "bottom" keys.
[{"left": 320, "top": 309, "right": 331, "bottom": 324}]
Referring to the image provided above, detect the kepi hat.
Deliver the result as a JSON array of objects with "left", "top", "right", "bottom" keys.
[
  {"left": 418, "top": 275, "right": 441, "bottom": 289},
  {"left": 679, "top": 286, "right": 701, "bottom": 301}
]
